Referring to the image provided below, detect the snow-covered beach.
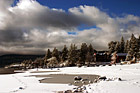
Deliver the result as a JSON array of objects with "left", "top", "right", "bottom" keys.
[{"left": 1, "top": 63, "right": 140, "bottom": 93}]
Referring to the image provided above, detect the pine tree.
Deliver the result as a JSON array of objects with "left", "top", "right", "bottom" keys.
[
  {"left": 88, "top": 44, "right": 95, "bottom": 61},
  {"left": 45, "top": 49, "right": 51, "bottom": 59},
  {"left": 108, "top": 41, "right": 117, "bottom": 54},
  {"left": 137, "top": 36, "right": 140, "bottom": 58},
  {"left": 34, "top": 57, "right": 44, "bottom": 68},
  {"left": 138, "top": 36, "right": 140, "bottom": 51},
  {"left": 44, "top": 49, "right": 52, "bottom": 64},
  {"left": 86, "top": 52, "right": 92, "bottom": 62},
  {"left": 88, "top": 44, "right": 94, "bottom": 54},
  {"left": 61, "top": 45, "right": 68, "bottom": 62},
  {"left": 120, "top": 36, "right": 125, "bottom": 53},
  {"left": 52, "top": 47, "right": 60, "bottom": 62},
  {"left": 124, "top": 40, "right": 129, "bottom": 53},
  {"left": 129, "top": 34, "right": 139, "bottom": 56},
  {"left": 126, "top": 51, "right": 133, "bottom": 61},
  {"left": 68, "top": 44, "right": 77, "bottom": 65},
  {"left": 115, "top": 41, "right": 121, "bottom": 53},
  {"left": 85, "top": 52, "right": 92, "bottom": 66},
  {"left": 80, "top": 43, "right": 88, "bottom": 63}
]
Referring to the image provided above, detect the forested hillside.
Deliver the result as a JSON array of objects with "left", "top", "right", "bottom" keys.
[{"left": 0, "top": 54, "right": 44, "bottom": 67}]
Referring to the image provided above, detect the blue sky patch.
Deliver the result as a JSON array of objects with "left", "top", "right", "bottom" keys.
[
  {"left": 67, "top": 32, "right": 77, "bottom": 35},
  {"left": 78, "top": 24, "right": 101, "bottom": 31}
]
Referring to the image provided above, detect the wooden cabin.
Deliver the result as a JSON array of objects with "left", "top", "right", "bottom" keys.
[{"left": 116, "top": 53, "right": 127, "bottom": 62}]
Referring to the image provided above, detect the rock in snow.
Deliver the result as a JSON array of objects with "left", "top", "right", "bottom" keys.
[
  {"left": 99, "top": 76, "right": 107, "bottom": 80},
  {"left": 74, "top": 76, "right": 82, "bottom": 80}
]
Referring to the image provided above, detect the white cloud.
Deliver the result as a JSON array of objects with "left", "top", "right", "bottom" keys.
[{"left": 0, "top": 0, "right": 140, "bottom": 54}]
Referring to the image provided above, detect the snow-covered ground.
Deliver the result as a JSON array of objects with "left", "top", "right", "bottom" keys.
[{"left": 1, "top": 63, "right": 140, "bottom": 93}]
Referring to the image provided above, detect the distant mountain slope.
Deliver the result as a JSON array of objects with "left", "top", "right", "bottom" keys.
[{"left": 0, "top": 54, "right": 44, "bottom": 67}]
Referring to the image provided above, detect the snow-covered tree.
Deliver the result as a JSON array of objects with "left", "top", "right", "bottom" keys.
[
  {"left": 44, "top": 49, "right": 52, "bottom": 62},
  {"left": 52, "top": 47, "right": 60, "bottom": 62},
  {"left": 108, "top": 41, "right": 117, "bottom": 54}
]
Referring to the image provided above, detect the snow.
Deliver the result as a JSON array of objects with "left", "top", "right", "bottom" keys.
[
  {"left": 1, "top": 63, "right": 140, "bottom": 93},
  {"left": 0, "top": 75, "right": 25, "bottom": 92}
]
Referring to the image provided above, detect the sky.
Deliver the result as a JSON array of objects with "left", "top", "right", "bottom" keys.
[
  {"left": 0, "top": 0, "right": 140, "bottom": 55},
  {"left": 36, "top": 0, "right": 140, "bottom": 16}
]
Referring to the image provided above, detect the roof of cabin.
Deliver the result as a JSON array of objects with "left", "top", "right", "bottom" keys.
[{"left": 117, "top": 53, "right": 127, "bottom": 56}]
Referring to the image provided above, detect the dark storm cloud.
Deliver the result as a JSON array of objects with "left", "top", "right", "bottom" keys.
[{"left": 0, "top": 29, "right": 24, "bottom": 42}]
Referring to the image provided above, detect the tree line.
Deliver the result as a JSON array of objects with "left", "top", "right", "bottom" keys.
[
  {"left": 45, "top": 43, "right": 97, "bottom": 66},
  {"left": 22, "top": 43, "right": 97, "bottom": 68},
  {"left": 108, "top": 34, "right": 140, "bottom": 60}
]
